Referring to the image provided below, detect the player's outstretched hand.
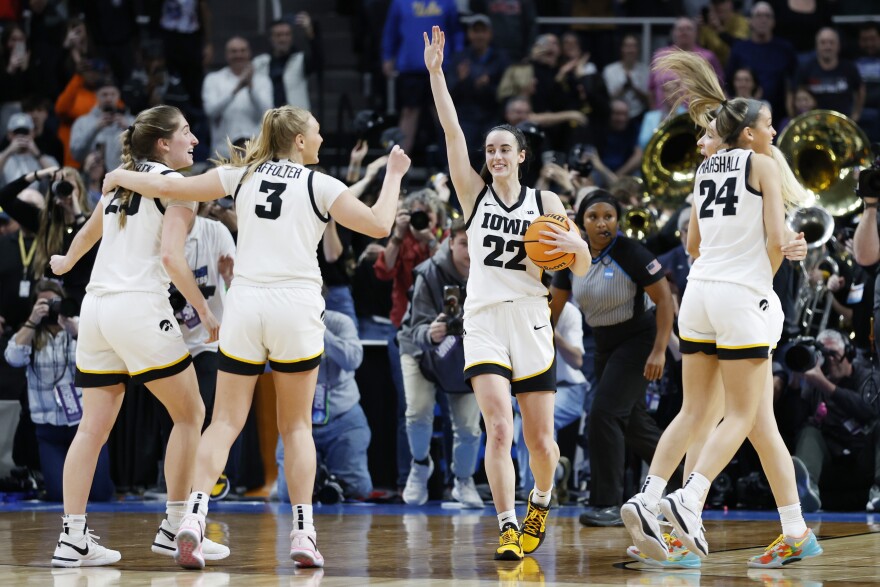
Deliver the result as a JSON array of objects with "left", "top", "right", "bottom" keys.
[
  {"left": 50, "top": 254, "right": 73, "bottom": 276},
  {"left": 199, "top": 307, "right": 221, "bottom": 343},
  {"left": 781, "top": 231, "right": 806, "bottom": 261},
  {"left": 386, "top": 145, "right": 411, "bottom": 177},
  {"left": 424, "top": 26, "right": 445, "bottom": 74}
]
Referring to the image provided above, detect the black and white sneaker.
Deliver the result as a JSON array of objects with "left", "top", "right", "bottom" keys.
[
  {"left": 52, "top": 528, "right": 121, "bottom": 568},
  {"left": 152, "top": 518, "right": 230, "bottom": 560},
  {"left": 621, "top": 493, "right": 667, "bottom": 562},
  {"left": 660, "top": 489, "right": 708, "bottom": 559}
]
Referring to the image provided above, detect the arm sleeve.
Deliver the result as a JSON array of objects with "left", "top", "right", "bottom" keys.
[
  {"left": 216, "top": 166, "right": 247, "bottom": 197},
  {"left": 551, "top": 268, "right": 574, "bottom": 290},
  {"left": 4, "top": 339, "right": 30, "bottom": 368},
  {"left": 0, "top": 175, "right": 41, "bottom": 232},
  {"left": 409, "top": 273, "right": 442, "bottom": 352},
  {"left": 311, "top": 171, "right": 348, "bottom": 217},
  {"left": 323, "top": 312, "right": 363, "bottom": 372},
  {"left": 614, "top": 238, "right": 666, "bottom": 287}
]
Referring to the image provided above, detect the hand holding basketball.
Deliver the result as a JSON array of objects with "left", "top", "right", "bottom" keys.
[{"left": 523, "top": 214, "right": 584, "bottom": 271}]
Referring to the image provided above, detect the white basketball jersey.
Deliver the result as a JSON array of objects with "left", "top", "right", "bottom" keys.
[
  {"left": 87, "top": 162, "right": 196, "bottom": 296},
  {"left": 216, "top": 160, "right": 346, "bottom": 290},
  {"left": 688, "top": 148, "right": 771, "bottom": 291},
  {"left": 464, "top": 185, "right": 548, "bottom": 314}
]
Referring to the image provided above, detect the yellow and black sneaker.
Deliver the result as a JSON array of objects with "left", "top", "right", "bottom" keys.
[
  {"left": 494, "top": 522, "right": 523, "bottom": 561},
  {"left": 521, "top": 490, "right": 551, "bottom": 554},
  {"left": 210, "top": 474, "right": 230, "bottom": 501}
]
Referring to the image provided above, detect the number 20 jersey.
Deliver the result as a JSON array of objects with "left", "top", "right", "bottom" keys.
[
  {"left": 464, "top": 185, "right": 548, "bottom": 314},
  {"left": 689, "top": 147, "right": 772, "bottom": 292},
  {"left": 216, "top": 160, "right": 347, "bottom": 290}
]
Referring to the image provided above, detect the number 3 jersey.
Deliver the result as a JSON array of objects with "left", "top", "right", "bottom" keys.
[
  {"left": 216, "top": 160, "right": 347, "bottom": 290},
  {"left": 689, "top": 147, "right": 772, "bottom": 292},
  {"left": 88, "top": 161, "right": 196, "bottom": 296},
  {"left": 464, "top": 184, "right": 548, "bottom": 314}
]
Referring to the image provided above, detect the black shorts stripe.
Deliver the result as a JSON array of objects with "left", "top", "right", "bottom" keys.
[
  {"left": 717, "top": 345, "right": 770, "bottom": 360},
  {"left": 218, "top": 350, "right": 265, "bottom": 376},
  {"left": 269, "top": 354, "right": 323, "bottom": 373},
  {"left": 74, "top": 369, "right": 129, "bottom": 388},
  {"left": 463, "top": 185, "right": 489, "bottom": 230},
  {"left": 511, "top": 357, "right": 557, "bottom": 395},
  {"left": 464, "top": 362, "right": 512, "bottom": 390},
  {"left": 308, "top": 170, "right": 330, "bottom": 223},
  {"left": 131, "top": 354, "right": 193, "bottom": 385},
  {"left": 679, "top": 339, "right": 717, "bottom": 355}
]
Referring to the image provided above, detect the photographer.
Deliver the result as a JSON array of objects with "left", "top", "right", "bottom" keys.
[
  {"left": 69, "top": 77, "right": 133, "bottom": 168},
  {"left": 786, "top": 330, "right": 880, "bottom": 512},
  {"left": 398, "top": 219, "right": 483, "bottom": 507},
  {"left": 4, "top": 280, "right": 114, "bottom": 502}
]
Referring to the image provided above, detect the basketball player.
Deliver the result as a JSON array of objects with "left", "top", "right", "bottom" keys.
[
  {"left": 101, "top": 105, "right": 411, "bottom": 569},
  {"left": 48, "top": 105, "right": 225, "bottom": 567},
  {"left": 620, "top": 51, "right": 822, "bottom": 568},
  {"left": 425, "top": 26, "right": 591, "bottom": 561}
]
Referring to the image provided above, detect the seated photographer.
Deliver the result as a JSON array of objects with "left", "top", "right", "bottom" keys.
[
  {"left": 4, "top": 280, "right": 114, "bottom": 502},
  {"left": 783, "top": 329, "right": 880, "bottom": 512},
  {"left": 398, "top": 219, "right": 483, "bottom": 508},
  {"left": 0, "top": 166, "right": 95, "bottom": 303},
  {"left": 68, "top": 77, "right": 132, "bottom": 168},
  {"left": 275, "top": 309, "right": 373, "bottom": 502}
]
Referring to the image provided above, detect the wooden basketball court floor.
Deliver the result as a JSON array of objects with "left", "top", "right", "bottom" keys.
[{"left": 1, "top": 502, "right": 879, "bottom": 586}]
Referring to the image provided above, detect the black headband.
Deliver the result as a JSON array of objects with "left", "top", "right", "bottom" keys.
[
  {"left": 577, "top": 191, "right": 622, "bottom": 226},
  {"left": 723, "top": 99, "right": 762, "bottom": 145}
]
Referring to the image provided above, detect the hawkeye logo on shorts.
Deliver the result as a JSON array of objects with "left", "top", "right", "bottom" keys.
[
  {"left": 759, "top": 299, "right": 769, "bottom": 312},
  {"left": 159, "top": 319, "right": 174, "bottom": 332}
]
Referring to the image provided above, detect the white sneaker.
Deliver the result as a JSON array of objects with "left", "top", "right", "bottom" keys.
[
  {"left": 152, "top": 518, "right": 230, "bottom": 560},
  {"left": 660, "top": 489, "right": 709, "bottom": 558},
  {"left": 290, "top": 529, "right": 324, "bottom": 568},
  {"left": 174, "top": 514, "right": 206, "bottom": 570},
  {"left": 452, "top": 477, "right": 484, "bottom": 509},
  {"left": 621, "top": 493, "right": 667, "bottom": 562},
  {"left": 401, "top": 458, "right": 433, "bottom": 505},
  {"left": 52, "top": 528, "right": 121, "bottom": 567}
]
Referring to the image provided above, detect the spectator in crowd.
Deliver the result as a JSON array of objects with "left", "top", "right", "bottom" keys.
[
  {"left": 122, "top": 41, "right": 174, "bottom": 115},
  {"left": 4, "top": 280, "right": 114, "bottom": 502},
  {"left": 638, "top": 82, "right": 686, "bottom": 152},
  {"left": 253, "top": 15, "right": 320, "bottom": 111},
  {"left": 780, "top": 86, "right": 817, "bottom": 132},
  {"left": 0, "top": 113, "right": 59, "bottom": 187},
  {"left": 726, "top": 2, "right": 797, "bottom": 119},
  {"left": 55, "top": 17, "right": 92, "bottom": 98},
  {"left": 698, "top": 0, "right": 750, "bottom": 66},
  {"left": 794, "top": 27, "right": 864, "bottom": 121},
  {"left": 398, "top": 219, "right": 483, "bottom": 508},
  {"left": 497, "top": 63, "right": 537, "bottom": 105},
  {"left": 69, "top": 78, "right": 133, "bottom": 169},
  {"left": 159, "top": 0, "right": 213, "bottom": 111},
  {"left": 469, "top": 0, "right": 538, "bottom": 63},
  {"left": 649, "top": 17, "right": 724, "bottom": 111},
  {"left": 0, "top": 23, "right": 39, "bottom": 107},
  {"left": 787, "top": 330, "right": 880, "bottom": 512},
  {"left": 596, "top": 99, "right": 642, "bottom": 180},
  {"left": 382, "top": 0, "right": 460, "bottom": 153},
  {"left": 202, "top": 37, "right": 272, "bottom": 159},
  {"left": 855, "top": 22, "right": 880, "bottom": 141},
  {"left": 15, "top": 97, "right": 65, "bottom": 165},
  {"left": 769, "top": 0, "right": 833, "bottom": 58},
  {"left": 0, "top": 166, "right": 95, "bottom": 304},
  {"left": 319, "top": 217, "right": 358, "bottom": 328},
  {"left": 55, "top": 58, "right": 111, "bottom": 168},
  {"left": 730, "top": 66, "right": 766, "bottom": 103},
  {"left": 556, "top": 32, "right": 609, "bottom": 143},
  {"left": 25, "top": 0, "right": 69, "bottom": 100},
  {"left": 81, "top": 149, "right": 106, "bottom": 208},
  {"left": 275, "top": 309, "right": 373, "bottom": 501},
  {"left": 602, "top": 34, "right": 651, "bottom": 123},
  {"left": 81, "top": 0, "right": 139, "bottom": 88},
  {"left": 528, "top": 34, "right": 564, "bottom": 116},
  {"left": 449, "top": 14, "right": 509, "bottom": 152}
]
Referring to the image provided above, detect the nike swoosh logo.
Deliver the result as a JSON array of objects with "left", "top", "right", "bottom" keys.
[
  {"left": 159, "top": 527, "right": 176, "bottom": 541},
  {"left": 533, "top": 325, "right": 548, "bottom": 330},
  {"left": 793, "top": 536, "right": 809, "bottom": 548},
  {"left": 60, "top": 540, "right": 89, "bottom": 556},
  {"left": 308, "top": 536, "right": 317, "bottom": 549}
]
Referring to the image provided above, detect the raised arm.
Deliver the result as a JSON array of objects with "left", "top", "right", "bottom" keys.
[
  {"left": 424, "top": 26, "right": 483, "bottom": 217},
  {"left": 103, "top": 167, "right": 227, "bottom": 202}
]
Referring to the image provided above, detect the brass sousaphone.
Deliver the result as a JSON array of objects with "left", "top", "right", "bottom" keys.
[{"left": 641, "top": 112, "right": 703, "bottom": 210}]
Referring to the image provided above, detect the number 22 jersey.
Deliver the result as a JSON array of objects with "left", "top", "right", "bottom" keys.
[
  {"left": 216, "top": 160, "right": 347, "bottom": 290},
  {"left": 464, "top": 185, "right": 548, "bottom": 314}
]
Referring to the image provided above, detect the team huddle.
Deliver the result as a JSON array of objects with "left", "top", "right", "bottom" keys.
[{"left": 48, "top": 25, "right": 821, "bottom": 574}]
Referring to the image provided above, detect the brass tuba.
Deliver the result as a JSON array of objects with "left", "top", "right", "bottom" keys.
[
  {"left": 620, "top": 207, "right": 657, "bottom": 241},
  {"left": 776, "top": 110, "right": 871, "bottom": 217},
  {"left": 787, "top": 206, "right": 839, "bottom": 336},
  {"left": 642, "top": 113, "right": 703, "bottom": 209}
]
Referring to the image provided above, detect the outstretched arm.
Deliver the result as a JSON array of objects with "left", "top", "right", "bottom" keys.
[
  {"left": 424, "top": 26, "right": 484, "bottom": 218},
  {"left": 103, "top": 167, "right": 227, "bottom": 202}
]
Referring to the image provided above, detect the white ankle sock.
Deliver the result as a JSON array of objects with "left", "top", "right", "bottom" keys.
[
  {"left": 641, "top": 475, "right": 667, "bottom": 510},
  {"left": 62, "top": 514, "right": 87, "bottom": 538},
  {"left": 498, "top": 510, "right": 518, "bottom": 531},
  {"left": 778, "top": 503, "right": 807, "bottom": 538},
  {"left": 185, "top": 491, "right": 209, "bottom": 520},
  {"left": 531, "top": 484, "right": 553, "bottom": 507},
  {"left": 292, "top": 504, "right": 315, "bottom": 533},
  {"left": 682, "top": 473, "right": 711, "bottom": 506},
  {"left": 166, "top": 501, "right": 186, "bottom": 529}
]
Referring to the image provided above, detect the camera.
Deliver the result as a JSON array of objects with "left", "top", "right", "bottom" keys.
[
  {"left": 783, "top": 337, "right": 830, "bottom": 373},
  {"left": 568, "top": 143, "right": 595, "bottom": 177},
  {"left": 857, "top": 147, "right": 880, "bottom": 199},
  {"left": 352, "top": 109, "right": 386, "bottom": 142},
  {"left": 46, "top": 297, "right": 80, "bottom": 323},
  {"left": 443, "top": 285, "right": 464, "bottom": 336},
  {"left": 101, "top": 105, "right": 121, "bottom": 115},
  {"left": 168, "top": 284, "right": 216, "bottom": 313},
  {"left": 52, "top": 179, "right": 74, "bottom": 199},
  {"left": 409, "top": 209, "right": 430, "bottom": 231}
]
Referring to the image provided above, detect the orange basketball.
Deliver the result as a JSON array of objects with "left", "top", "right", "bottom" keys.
[{"left": 523, "top": 214, "right": 575, "bottom": 271}]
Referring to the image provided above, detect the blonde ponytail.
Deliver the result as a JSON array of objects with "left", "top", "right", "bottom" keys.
[{"left": 770, "top": 146, "right": 809, "bottom": 211}]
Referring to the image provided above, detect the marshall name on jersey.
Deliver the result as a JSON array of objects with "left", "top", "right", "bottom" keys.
[
  {"left": 689, "top": 147, "right": 771, "bottom": 292},
  {"left": 464, "top": 185, "right": 548, "bottom": 314},
  {"left": 87, "top": 161, "right": 195, "bottom": 297}
]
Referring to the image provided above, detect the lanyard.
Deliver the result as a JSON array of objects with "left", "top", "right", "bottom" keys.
[{"left": 18, "top": 231, "right": 36, "bottom": 271}]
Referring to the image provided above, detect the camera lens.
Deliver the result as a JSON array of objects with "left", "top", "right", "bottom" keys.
[
  {"left": 53, "top": 180, "right": 74, "bottom": 198},
  {"left": 784, "top": 343, "right": 819, "bottom": 372},
  {"left": 409, "top": 210, "right": 430, "bottom": 231}
]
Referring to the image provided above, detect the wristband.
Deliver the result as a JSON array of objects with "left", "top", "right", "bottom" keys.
[
  {"left": 865, "top": 201, "right": 879, "bottom": 210},
  {"left": 23, "top": 321, "right": 36, "bottom": 329}
]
